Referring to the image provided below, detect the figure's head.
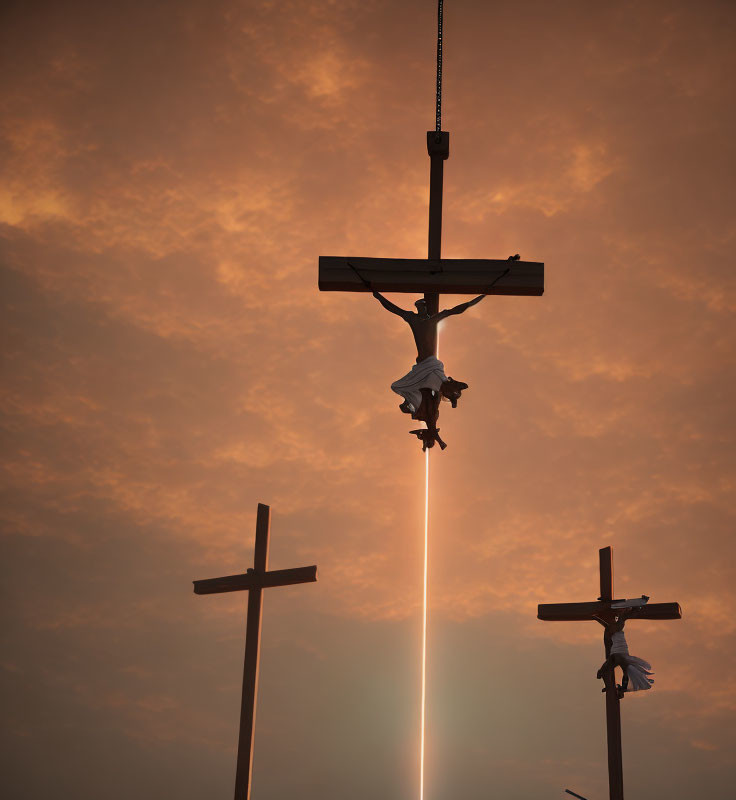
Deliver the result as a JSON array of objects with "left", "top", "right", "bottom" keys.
[{"left": 414, "top": 299, "right": 429, "bottom": 318}]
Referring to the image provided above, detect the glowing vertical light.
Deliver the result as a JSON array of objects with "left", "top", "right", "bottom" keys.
[
  {"left": 420, "top": 446, "right": 429, "bottom": 800},
  {"left": 419, "top": 329, "right": 439, "bottom": 800}
]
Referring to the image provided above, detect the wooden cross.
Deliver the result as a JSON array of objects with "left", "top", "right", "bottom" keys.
[
  {"left": 193, "top": 503, "right": 317, "bottom": 800},
  {"left": 318, "top": 130, "right": 544, "bottom": 359},
  {"left": 537, "top": 546, "right": 682, "bottom": 800}
]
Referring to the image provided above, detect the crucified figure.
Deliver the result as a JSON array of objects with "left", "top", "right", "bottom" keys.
[
  {"left": 371, "top": 291, "right": 485, "bottom": 449},
  {"left": 594, "top": 600, "right": 655, "bottom": 698}
]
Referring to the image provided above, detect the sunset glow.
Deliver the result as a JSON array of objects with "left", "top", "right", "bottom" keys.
[{"left": 1, "top": 2, "right": 734, "bottom": 798}]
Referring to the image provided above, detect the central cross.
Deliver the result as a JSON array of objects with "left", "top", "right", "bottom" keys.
[
  {"left": 320, "top": 1, "right": 544, "bottom": 450},
  {"left": 319, "top": 127, "right": 544, "bottom": 449}
]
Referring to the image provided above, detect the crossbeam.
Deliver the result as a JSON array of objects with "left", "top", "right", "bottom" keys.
[
  {"left": 194, "top": 565, "right": 318, "bottom": 595},
  {"left": 538, "top": 600, "right": 681, "bottom": 622},
  {"left": 319, "top": 256, "right": 543, "bottom": 295}
]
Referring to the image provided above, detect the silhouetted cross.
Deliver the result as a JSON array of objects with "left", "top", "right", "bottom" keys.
[
  {"left": 538, "top": 546, "right": 681, "bottom": 800},
  {"left": 319, "top": 130, "right": 544, "bottom": 453},
  {"left": 319, "top": 0, "right": 544, "bottom": 451},
  {"left": 319, "top": 132, "right": 544, "bottom": 359},
  {"left": 194, "top": 503, "right": 317, "bottom": 800}
]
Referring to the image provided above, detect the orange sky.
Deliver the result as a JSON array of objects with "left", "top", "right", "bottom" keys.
[{"left": 1, "top": 1, "right": 735, "bottom": 798}]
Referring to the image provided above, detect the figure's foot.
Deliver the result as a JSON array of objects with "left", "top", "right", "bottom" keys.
[
  {"left": 409, "top": 429, "right": 432, "bottom": 451},
  {"left": 441, "top": 378, "right": 469, "bottom": 408},
  {"left": 409, "top": 428, "right": 447, "bottom": 452}
]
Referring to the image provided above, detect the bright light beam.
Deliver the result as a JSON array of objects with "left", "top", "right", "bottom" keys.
[
  {"left": 420, "top": 446, "right": 429, "bottom": 800},
  {"left": 420, "top": 329, "right": 439, "bottom": 800}
]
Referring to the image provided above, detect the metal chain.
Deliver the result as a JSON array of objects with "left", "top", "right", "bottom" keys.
[{"left": 435, "top": 0, "right": 443, "bottom": 132}]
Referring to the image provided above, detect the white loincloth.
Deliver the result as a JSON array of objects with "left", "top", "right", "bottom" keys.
[
  {"left": 390, "top": 356, "right": 448, "bottom": 411},
  {"left": 610, "top": 631, "right": 654, "bottom": 691}
]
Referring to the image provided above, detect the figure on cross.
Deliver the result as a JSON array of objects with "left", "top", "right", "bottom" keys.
[
  {"left": 537, "top": 546, "right": 681, "bottom": 800},
  {"left": 318, "top": 120, "right": 543, "bottom": 452},
  {"left": 370, "top": 290, "right": 484, "bottom": 450},
  {"left": 595, "top": 596, "right": 655, "bottom": 695},
  {"left": 364, "top": 254, "right": 522, "bottom": 450}
]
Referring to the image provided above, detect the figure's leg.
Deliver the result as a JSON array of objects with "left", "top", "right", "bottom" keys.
[
  {"left": 440, "top": 378, "right": 469, "bottom": 408},
  {"left": 412, "top": 388, "right": 440, "bottom": 424},
  {"left": 597, "top": 658, "right": 613, "bottom": 681},
  {"left": 611, "top": 654, "right": 627, "bottom": 698},
  {"left": 409, "top": 391, "right": 448, "bottom": 451},
  {"left": 597, "top": 657, "right": 624, "bottom": 697}
]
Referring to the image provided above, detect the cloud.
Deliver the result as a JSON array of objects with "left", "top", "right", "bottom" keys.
[{"left": 1, "top": 1, "right": 735, "bottom": 798}]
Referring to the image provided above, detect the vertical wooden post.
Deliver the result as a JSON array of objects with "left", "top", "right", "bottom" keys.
[
  {"left": 599, "top": 546, "right": 624, "bottom": 800},
  {"left": 425, "top": 131, "right": 450, "bottom": 342},
  {"left": 233, "top": 503, "right": 270, "bottom": 800},
  {"left": 599, "top": 546, "right": 613, "bottom": 602}
]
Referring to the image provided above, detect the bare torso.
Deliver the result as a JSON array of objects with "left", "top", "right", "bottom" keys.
[
  {"left": 371, "top": 290, "right": 485, "bottom": 362},
  {"left": 407, "top": 315, "right": 437, "bottom": 362}
]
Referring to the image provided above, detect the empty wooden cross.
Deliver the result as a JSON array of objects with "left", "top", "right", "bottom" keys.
[
  {"left": 538, "top": 546, "right": 681, "bottom": 800},
  {"left": 194, "top": 503, "right": 317, "bottom": 800}
]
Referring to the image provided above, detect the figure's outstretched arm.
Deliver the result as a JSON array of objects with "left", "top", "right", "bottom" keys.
[
  {"left": 436, "top": 294, "right": 486, "bottom": 320},
  {"left": 373, "top": 291, "right": 411, "bottom": 319}
]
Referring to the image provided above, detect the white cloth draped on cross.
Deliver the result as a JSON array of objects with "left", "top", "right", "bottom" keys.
[
  {"left": 610, "top": 631, "right": 654, "bottom": 691},
  {"left": 390, "top": 356, "right": 448, "bottom": 412}
]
